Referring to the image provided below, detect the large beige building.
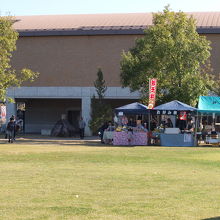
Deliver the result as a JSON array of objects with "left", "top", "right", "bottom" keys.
[{"left": 7, "top": 12, "right": 220, "bottom": 135}]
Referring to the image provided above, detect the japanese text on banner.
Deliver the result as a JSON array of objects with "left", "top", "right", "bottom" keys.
[{"left": 148, "top": 78, "right": 157, "bottom": 109}]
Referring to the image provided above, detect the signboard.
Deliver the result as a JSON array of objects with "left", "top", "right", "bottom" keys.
[
  {"left": 153, "top": 110, "right": 178, "bottom": 115},
  {"left": 179, "top": 111, "right": 187, "bottom": 120},
  {"left": 151, "top": 110, "right": 194, "bottom": 116},
  {"left": 148, "top": 78, "right": 157, "bottom": 109},
  {"left": 118, "top": 112, "right": 123, "bottom": 116}
]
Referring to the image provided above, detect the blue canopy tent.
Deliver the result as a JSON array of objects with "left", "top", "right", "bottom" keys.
[
  {"left": 153, "top": 100, "right": 197, "bottom": 112},
  {"left": 198, "top": 96, "right": 220, "bottom": 114},
  {"left": 151, "top": 100, "right": 197, "bottom": 147},
  {"left": 115, "top": 102, "right": 149, "bottom": 115}
]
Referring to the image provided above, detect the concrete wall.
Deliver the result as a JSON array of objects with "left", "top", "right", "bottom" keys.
[{"left": 7, "top": 87, "right": 140, "bottom": 135}]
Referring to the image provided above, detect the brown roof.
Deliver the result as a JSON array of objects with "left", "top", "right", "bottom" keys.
[{"left": 11, "top": 12, "right": 220, "bottom": 36}]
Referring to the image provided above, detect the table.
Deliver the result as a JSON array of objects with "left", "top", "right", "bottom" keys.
[
  {"left": 113, "top": 131, "right": 148, "bottom": 146},
  {"left": 205, "top": 133, "right": 220, "bottom": 145},
  {"left": 160, "top": 133, "right": 195, "bottom": 147},
  {"left": 103, "top": 131, "right": 114, "bottom": 144}
]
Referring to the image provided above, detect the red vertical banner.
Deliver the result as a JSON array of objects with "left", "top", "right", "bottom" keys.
[
  {"left": 148, "top": 78, "right": 157, "bottom": 109},
  {"left": 0, "top": 105, "right": 6, "bottom": 119}
]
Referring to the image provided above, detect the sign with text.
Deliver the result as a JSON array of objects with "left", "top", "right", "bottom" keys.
[
  {"left": 152, "top": 110, "right": 178, "bottom": 115},
  {"left": 151, "top": 110, "right": 195, "bottom": 116},
  {"left": 148, "top": 78, "right": 157, "bottom": 109}
]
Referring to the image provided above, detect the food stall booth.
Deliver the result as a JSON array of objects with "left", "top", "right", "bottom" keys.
[
  {"left": 104, "top": 102, "right": 149, "bottom": 146},
  {"left": 197, "top": 96, "right": 220, "bottom": 145},
  {"left": 151, "top": 100, "right": 197, "bottom": 147}
]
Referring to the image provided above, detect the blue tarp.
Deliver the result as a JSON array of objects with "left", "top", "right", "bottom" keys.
[
  {"left": 153, "top": 100, "right": 197, "bottom": 111},
  {"left": 115, "top": 102, "right": 149, "bottom": 115},
  {"left": 198, "top": 96, "right": 220, "bottom": 114}
]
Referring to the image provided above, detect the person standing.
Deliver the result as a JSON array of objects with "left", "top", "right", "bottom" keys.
[
  {"left": 5, "top": 115, "right": 15, "bottom": 139},
  {"left": 127, "top": 118, "right": 136, "bottom": 127},
  {"left": 6, "top": 117, "right": 15, "bottom": 143},
  {"left": 98, "top": 121, "right": 108, "bottom": 143},
  {"left": 121, "top": 115, "right": 128, "bottom": 126},
  {"left": 79, "top": 117, "right": 86, "bottom": 139},
  {"left": 165, "top": 118, "right": 173, "bottom": 128},
  {"left": 12, "top": 115, "right": 20, "bottom": 141},
  {"left": 186, "top": 118, "right": 195, "bottom": 132}
]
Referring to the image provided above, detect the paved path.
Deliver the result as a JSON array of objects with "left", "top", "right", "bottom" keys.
[{"left": 0, "top": 134, "right": 102, "bottom": 146}]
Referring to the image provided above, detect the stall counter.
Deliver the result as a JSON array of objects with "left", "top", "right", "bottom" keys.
[
  {"left": 113, "top": 131, "right": 148, "bottom": 146},
  {"left": 160, "top": 133, "right": 195, "bottom": 147}
]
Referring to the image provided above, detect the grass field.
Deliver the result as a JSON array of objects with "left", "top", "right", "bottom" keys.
[{"left": 0, "top": 137, "right": 220, "bottom": 220}]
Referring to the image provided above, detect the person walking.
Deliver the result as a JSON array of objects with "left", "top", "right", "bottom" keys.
[
  {"left": 79, "top": 117, "right": 86, "bottom": 139},
  {"left": 6, "top": 117, "right": 15, "bottom": 143},
  {"left": 5, "top": 115, "right": 15, "bottom": 139},
  {"left": 12, "top": 115, "right": 20, "bottom": 141}
]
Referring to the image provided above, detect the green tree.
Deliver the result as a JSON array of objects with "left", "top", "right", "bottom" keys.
[
  {"left": 94, "top": 68, "right": 107, "bottom": 100},
  {"left": 89, "top": 68, "right": 112, "bottom": 134},
  {"left": 210, "top": 73, "right": 220, "bottom": 96},
  {"left": 0, "top": 16, "right": 39, "bottom": 102},
  {"left": 120, "top": 6, "right": 213, "bottom": 106}
]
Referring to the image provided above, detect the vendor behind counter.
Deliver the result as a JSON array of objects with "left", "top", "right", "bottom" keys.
[{"left": 127, "top": 118, "right": 136, "bottom": 127}]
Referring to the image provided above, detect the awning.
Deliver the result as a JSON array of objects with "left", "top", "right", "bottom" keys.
[
  {"left": 115, "top": 102, "right": 149, "bottom": 115},
  {"left": 198, "top": 96, "right": 220, "bottom": 114},
  {"left": 152, "top": 100, "right": 197, "bottom": 115}
]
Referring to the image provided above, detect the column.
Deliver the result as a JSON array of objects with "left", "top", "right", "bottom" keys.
[
  {"left": 81, "top": 97, "right": 92, "bottom": 136},
  {"left": 6, "top": 102, "right": 17, "bottom": 122}
]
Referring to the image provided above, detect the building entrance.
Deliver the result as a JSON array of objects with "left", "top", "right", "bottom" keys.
[{"left": 67, "top": 110, "right": 80, "bottom": 133}]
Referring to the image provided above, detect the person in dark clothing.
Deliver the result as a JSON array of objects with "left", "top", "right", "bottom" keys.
[
  {"left": 6, "top": 117, "right": 15, "bottom": 143},
  {"left": 186, "top": 119, "right": 195, "bottom": 131},
  {"left": 176, "top": 118, "right": 187, "bottom": 131},
  {"left": 106, "top": 121, "right": 115, "bottom": 131},
  {"left": 98, "top": 122, "right": 108, "bottom": 143},
  {"left": 12, "top": 116, "right": 21, "bottom": 141},
  {"left": 165, "top": 118, "right": 173, "bottom": 128},
  {"left": 127, "top": 118, "right": 136, "bottom": 127},
  {"left": 78, "top": 117, "right": 86, "bottom": 139},
  {"left": 150, "top": 119, "right": 157, "bottom": 131},
  {"left": 5, "top": 115, "right": 15, "bottom": 139}
]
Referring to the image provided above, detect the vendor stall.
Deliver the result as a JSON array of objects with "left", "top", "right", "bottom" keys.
[
  {"left": 112, "top": 102, "right": 149, "bottom": 146},
  {"left": 197, "top": 96, "right": 220, "bottom": 145},
  {"left": 152, "top": 100, "right": 197, "bottom": 147},
  {"left": 198, "top": 96, "right": 220, "bottom": 115}
]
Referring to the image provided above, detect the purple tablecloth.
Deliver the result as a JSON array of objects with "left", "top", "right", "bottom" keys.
[{"left": 113, "top": 131, "right": 148, "bottom": 146}]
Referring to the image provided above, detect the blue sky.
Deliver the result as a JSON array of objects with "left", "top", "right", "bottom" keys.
[{"left": 1, "top": 0, "right": 220, "bottom": 16}]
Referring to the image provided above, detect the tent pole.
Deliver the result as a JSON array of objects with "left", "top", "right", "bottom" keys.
[
  {"left": 194, "top": 111, "right": 198, "bottom": 146},
  {"left": 212, "top": 113, "right": 215, "bottom": 131},
  {"left": 148, "top": 112, "right": 151, "bottom": 145}
]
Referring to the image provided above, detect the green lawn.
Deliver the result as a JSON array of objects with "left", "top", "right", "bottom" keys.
[{"left": 0, "top": 138, "right": 220, "bottom": 220}]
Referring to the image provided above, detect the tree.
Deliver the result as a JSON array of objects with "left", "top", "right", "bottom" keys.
[
  {"left": 210, "top": 73, "right": 220, "bottom": 96},
  {"left": 120, "top": 6, "right": 214, "bottom": 106},
  {"left": 94, "top": 68, "right": 107, "bottom": 100},
  {"left": 0, "top": 16, "right": 39, "bottom": 102},
  {"left": 89, "top": 68, "right": 112, "bottom": 134}
]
